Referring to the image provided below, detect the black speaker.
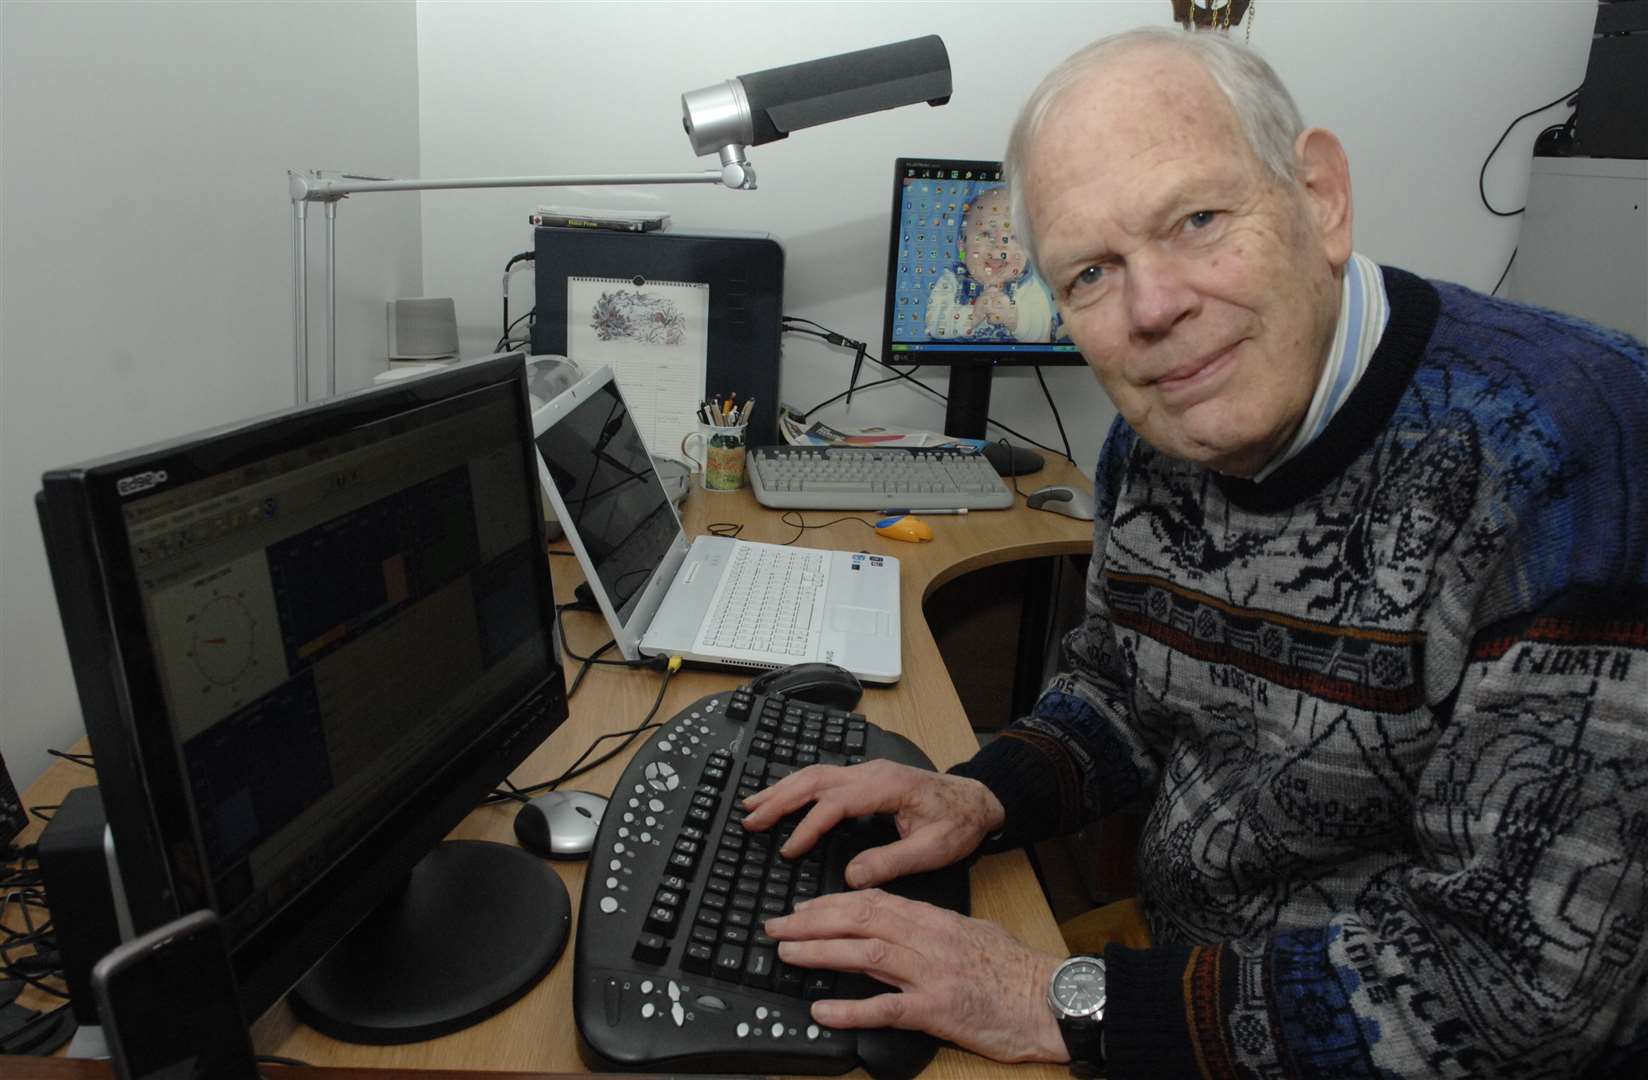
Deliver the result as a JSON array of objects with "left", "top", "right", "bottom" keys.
[
  {"left": 38, "top": 786, "right": 123, "bottom": 1025},
  {"left": 1575, "top": 1, "right": 1648, "bottom": 159}
]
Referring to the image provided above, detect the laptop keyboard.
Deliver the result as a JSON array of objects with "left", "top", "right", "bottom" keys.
[{"left": 694, "top": 543, "right": 829, "bottom": 658}]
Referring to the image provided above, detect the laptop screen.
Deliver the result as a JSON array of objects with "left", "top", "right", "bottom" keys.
[{"left": 533, "top": 378, "right": 679, "bottom": 622}]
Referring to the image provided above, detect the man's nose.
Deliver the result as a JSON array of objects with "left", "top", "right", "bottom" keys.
[{"left": 1125, "top": 251, "right": 1198, "bottom": 338}]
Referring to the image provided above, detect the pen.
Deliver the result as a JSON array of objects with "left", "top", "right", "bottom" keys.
[{"left": 880, "top": 507, "right": 969, "bottom": 516}]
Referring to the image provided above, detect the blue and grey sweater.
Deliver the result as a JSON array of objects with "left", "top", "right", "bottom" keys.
[{"left": 953, "top": 267, "right": 1648, "bottom": 1078}]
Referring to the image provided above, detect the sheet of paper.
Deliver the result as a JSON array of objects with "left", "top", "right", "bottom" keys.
[{"left": 566, "top": 276, "right": 710, "bottom": 459}]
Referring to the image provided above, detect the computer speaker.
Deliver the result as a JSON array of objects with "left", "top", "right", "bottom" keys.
[{"left": 387, "top": 298, "right": 460, "bottom": 361}]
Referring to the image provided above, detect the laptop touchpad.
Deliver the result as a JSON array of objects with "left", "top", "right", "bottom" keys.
[{"left": 831, "top": 606, "right": 889, "bottom": 637}]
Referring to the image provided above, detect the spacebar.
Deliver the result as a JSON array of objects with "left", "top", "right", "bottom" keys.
[{"left": 799, "top": 480, "right": 883, "bottom": 492}]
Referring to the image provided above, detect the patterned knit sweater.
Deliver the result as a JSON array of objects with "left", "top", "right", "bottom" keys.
[{"left": 952, "top": 268, "right": 1648, "bottom": 1078}]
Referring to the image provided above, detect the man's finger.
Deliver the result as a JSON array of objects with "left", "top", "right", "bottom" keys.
[
  {"left": 775, "top": 936, "right": 918, "bottom": 987},
  {"left": 843, "top": 825, "right": 956, "bottom": 888},
  {"left": 811, "top": 991, "right": 924, "bottom": 1033},
  {"left": 776, "top": 800, "right": 853, "bottom": 859}
]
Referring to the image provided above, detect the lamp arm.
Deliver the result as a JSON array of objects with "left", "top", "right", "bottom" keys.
[
  {"left": 289, "top": 151, "right": 755, "bottom": 405},
  {"left": 288, "top": 158, "right": 752, "bottom": 202}
]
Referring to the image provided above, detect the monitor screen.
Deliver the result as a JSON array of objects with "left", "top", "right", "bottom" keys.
[
  {"left": 38, "top": 355, "right": 569, "bottom": 1036},
  {"left": 881, "top": 157, "right": 1081, "bottom": 366},
  {"left": 533, "top": 376, "right": 680, "bottom": 624}
]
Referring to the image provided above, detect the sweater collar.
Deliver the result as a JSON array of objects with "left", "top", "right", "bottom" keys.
[
  {"left": 1251, "top": 252, "right": 1390, "bottom": 481},
  {"left": 1213, "top": 266, "right": 1441, "bottom": 513}
]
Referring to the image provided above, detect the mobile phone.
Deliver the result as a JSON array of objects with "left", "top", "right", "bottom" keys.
[{"left": 90, "top": 909, "right": 259, "bottom": 1080}]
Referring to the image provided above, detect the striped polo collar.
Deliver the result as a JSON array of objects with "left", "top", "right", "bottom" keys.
[{"left": 1252, "top": 251, "right": 1390, "bottom": 482}]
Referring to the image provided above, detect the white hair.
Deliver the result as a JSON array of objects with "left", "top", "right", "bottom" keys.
[{"left": 1003, "top": 27, "right": 1305, "bottom": 277}]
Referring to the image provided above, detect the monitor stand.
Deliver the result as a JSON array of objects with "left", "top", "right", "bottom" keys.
[
  {"left": 289, "top": 840, "right": 570, "bottom": 1044},
  {"left": 947, "top": 366, "right": 1045, "bottom": 477}
]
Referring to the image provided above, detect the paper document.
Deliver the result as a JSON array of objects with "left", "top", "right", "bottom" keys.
[{"left": 567, "top": 276, "right": 709, "bottom": 457}]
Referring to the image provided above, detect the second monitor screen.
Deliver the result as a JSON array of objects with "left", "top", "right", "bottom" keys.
[{"left": 884, "top": 158, "right": 1078, "bottom": 361}]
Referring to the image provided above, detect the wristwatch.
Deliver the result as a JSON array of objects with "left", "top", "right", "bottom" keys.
[{"left": 1047, "top": 954, "right": 1106, "bottom": 1077}]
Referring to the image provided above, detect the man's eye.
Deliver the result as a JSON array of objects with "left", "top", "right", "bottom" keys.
[
  {"left": 1074, "top": 265, "right": 1105, "bottom": 288},
  {"left": 1187, "top": 210, "right": 1218, "bottom": 229}
]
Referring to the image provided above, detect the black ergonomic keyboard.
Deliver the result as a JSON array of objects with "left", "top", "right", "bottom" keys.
[
  {"left": 574, "top": 687, "right": 969, "bottom": 1080},
  {"left": 748, "top": 445, "right": 1015, "bottom": 511}
]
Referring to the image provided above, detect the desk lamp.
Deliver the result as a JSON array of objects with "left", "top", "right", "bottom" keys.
[{"left": 289, "top": 35, "right": 951, "bottom": 403}]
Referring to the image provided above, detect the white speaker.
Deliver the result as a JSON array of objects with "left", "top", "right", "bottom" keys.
[{"left": 386, "top": 298, "right": 459, "bottom": 360}]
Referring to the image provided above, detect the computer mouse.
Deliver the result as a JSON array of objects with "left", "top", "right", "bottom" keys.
[
  {"left": 513, "top": 789, "right": 608, "bottom": 859},
  {"left": 748, "top": 662, "right": 864, "bottom": 711},
  {"left": 1026, "top": 484, "right": 1096, "bottom": 521},
  {"left": 873, "top": 514, "right": 934, "bottom": 543}
]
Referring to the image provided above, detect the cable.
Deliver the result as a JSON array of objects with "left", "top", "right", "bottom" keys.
[
  {"left": 486, "top": 658, "right": 682, "bottom": 804},
  {"left": 1479, "top": 84, "right": 1582, "bottom": 217},
  {"left": 502, "top": 250, "right": 535, "bottom": 349},
  {"left": 1032, "top": 366, "right": 1074, "bottom": 463},
  {"left": 1492, "top": 248, "right": 1517, "bottom": 297},
  {"left": 776, "top": 511, "right": 880, "bottom": 546},
  {"left": 45, "top": 749, "right": 93, "bottom": 770},
  {"left": 495, "top": 306, "right": 537, "bottom": 354},
  {"left": 780, "top": 318, "right": 1068, "bottom": 458}
]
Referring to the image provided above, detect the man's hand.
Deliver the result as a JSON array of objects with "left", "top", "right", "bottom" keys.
[
  {"left": 740, "top": 761, "right": 1005, "bottom": 888},
  {"left": 765, "top": 889, "right": 1068, "bottom": 1064}
]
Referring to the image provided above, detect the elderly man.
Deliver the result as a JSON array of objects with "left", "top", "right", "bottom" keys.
[{"left": 744, "top": 25, "right": 1648, "bottom": 1079}]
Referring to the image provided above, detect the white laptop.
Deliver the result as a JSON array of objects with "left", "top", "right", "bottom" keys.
[{"left": 531, "top": 366, "right": 902, "bottom": 683}]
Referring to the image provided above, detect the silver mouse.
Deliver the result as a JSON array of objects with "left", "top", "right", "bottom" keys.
[
  {"left": 513, "top": 789, "right": 608, "bottom": 859},
  {"left": 1025, "top": 484, "right": 1096, "bottom": 521}
]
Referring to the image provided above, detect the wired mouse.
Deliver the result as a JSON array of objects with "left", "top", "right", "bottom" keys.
[
  {"left": 748, "top": 662, "right": 863, "bottom": 711},
  {"left": 1026, "top": 484, "right": 1096, "bottom": 521},
  {"left": 513, "top": 789, "right": 608, "bottom": 859}
]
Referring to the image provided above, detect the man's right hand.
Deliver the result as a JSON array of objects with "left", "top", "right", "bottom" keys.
[{"left": 740, "top": 761, "right": 1006, "bottom": 888}]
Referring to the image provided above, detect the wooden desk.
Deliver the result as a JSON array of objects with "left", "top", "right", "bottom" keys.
[{"left": 15, "top": 461, "right": 1094, "bottom": 1078}]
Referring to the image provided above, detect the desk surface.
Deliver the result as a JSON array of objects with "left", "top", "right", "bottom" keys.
[{"left": 16, "top": 460, "right": 1094, "bottom": 1078}]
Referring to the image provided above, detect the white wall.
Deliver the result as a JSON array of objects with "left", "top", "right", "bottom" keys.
[
  {"left": 1, "top": 0, "right": 424, "bottom": 787},
  {"left": 413, "top": 0, "right": 1596, "bottom": 476}
]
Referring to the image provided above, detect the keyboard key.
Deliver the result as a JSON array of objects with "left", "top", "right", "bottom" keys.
[{"left": 634, "top": 933, "right": 669, "bottom": 965}]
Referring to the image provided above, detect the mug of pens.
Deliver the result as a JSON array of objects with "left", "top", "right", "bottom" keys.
[{"left": 682, "top": 396, "right": 752, "bottom": 491}]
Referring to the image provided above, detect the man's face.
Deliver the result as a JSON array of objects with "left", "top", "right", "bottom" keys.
[
  {"left": 963, "top": 188, "right": 1028, "bottom": 286},
  {"left": 1023, "top": 48, "right": 1348, "bottom": 476}
]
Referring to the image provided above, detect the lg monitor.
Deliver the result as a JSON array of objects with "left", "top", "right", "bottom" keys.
[
  {"left": 881, "top": 156, "right": 1085, "bottom": 474},
  {"left": 36, "top": 353, "right": 571, "bottom": 1044}
]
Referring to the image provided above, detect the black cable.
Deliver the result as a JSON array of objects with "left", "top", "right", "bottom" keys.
[
  {"left": 1032, "top": 367, "right": 1075, "bottom": 464},
  {"left": 495, "top": 306, "right": 537, "bottom": 353},
  {"left": 1479, "top": 84, "right": 1582, "bottom": 217},
  {"left": 1492, "top": 247, "right": 1517, "bottom": 297},
  {"left": 45, "top": 749, "right": 93, "bottom": 770},
  {"left": 781, "top": 318, "right": 1068, "bottom": 459},
  {"left": 486, "top": 661, "right": 680, "bottom": 804},
  {"left": 502, "top": 250, "right": 535, "bottom": 349},
  {"left": 796, "top": 374, "right": 907, "bottom": 418},
  {"left": 777, "top": 511, "right": 880, "bottom": 546}
]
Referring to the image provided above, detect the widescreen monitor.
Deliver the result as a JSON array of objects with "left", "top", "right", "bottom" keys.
[
  {"left": 36, "top": 353, "right": 571, "bottom": 1043},
  {"left": 881, "top": 156, "right": 1084, "bottom": 472}
]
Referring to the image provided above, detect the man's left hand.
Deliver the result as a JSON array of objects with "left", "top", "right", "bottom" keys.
[{"left": 764, "top": 888, "right": 1068, "bottom": 1064}]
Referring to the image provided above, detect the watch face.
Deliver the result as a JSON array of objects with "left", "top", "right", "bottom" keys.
[{"left": 1052, "top": 957, "right": 1106, "bottom": 1017}]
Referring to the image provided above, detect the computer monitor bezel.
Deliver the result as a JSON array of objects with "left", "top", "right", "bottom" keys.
[
  {"left": 36, "top": 354, "right": 568, "bottom": 1021},
  {"left": 879, "top": 156, "right": 1085, "bottom": 448}
]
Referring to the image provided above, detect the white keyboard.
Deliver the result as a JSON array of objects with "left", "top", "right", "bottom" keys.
[
  {"left": 695, "top": 543, "right": 829, "bottom": 657},
  {"left": 748, "top": 445, "right": 1014, "bottom": 510}
]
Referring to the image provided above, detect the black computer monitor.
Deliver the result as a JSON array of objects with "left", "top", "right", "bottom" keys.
[
  {"left": 36, "top": 354, "right": 571, "bottom": 1044},
  {"left": 881, "top": 156, "right": 1085, "bottom": 474}
]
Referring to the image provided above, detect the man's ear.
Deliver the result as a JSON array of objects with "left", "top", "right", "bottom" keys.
[{"left": 1295, "top": 127, "right": 1353, "bottom": 267}]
